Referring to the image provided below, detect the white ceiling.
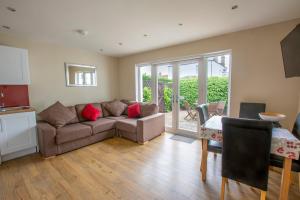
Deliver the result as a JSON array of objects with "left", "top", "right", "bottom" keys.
[{"left": 0, "top": 0, "right": 300, "bottom": 57}]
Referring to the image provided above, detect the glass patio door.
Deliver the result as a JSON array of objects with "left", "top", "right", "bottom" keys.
[
  {"left": 155, "top": 63, "right": 175, "bottom": 131},
  {"left": 155, "top": 60, "right": 202, "bottom": 135},
  {"left": 177, "top": 61, "right": 200, "bottom": 133},
  {"left": 136, "top": 51, "right": 231, "bottom": 137}
]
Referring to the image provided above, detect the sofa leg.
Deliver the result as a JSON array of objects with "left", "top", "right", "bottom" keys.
[
  {"left": 138, "top": 141, "right": 149, "bottom": 145},
  {"left": 43, "top": 155, "right": 56, "bottom": 160}
]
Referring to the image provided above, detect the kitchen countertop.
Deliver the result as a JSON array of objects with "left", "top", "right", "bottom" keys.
[{"left": 0, "top": 107, "right": 35, "bottom": 116}]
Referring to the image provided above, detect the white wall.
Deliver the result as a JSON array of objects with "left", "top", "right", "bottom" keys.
[
  {"left": 0, "top": 33, "right": 119, "bottom": 112},
  {"left": 118, "top": 18, "right": 300, "bottom": 129}
]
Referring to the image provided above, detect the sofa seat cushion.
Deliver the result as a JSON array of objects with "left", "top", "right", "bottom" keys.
[
  {"left": 82, "top": 118, "right": 116, "bottom": 134},
  {"left": 106, "top": 115, "right": 127, "bottom": 121},
  {"left": 56, "top": 123, "right": 92, "bottom": 144},
  {"left": 116, "top": 119, "right": 137, "bottom": 133}
]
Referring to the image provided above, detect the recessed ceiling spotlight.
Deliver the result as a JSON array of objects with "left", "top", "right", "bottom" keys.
[
  {"left": 118, "top": 42, "right": 123, "bottom": 46},
  {"left": 231, "top": 5, "right": 238, "bottom": 10},
  {"left": 2, "top": 26, "right": 11, "bottom": 30},
  {"left": 144, "top": 34, "right": 149, "bottom": 37},
  {"left": 6, "top": 7, "right": 16, "bottom": 12},
  {"left": 178, "top": 23, "right": 183, "bottom": 26},
  {"left": 75, "top": 29, "right": 88, "bottom": 36}
]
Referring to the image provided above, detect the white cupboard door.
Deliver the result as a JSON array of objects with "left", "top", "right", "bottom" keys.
[
  {"left": 0, "top": 112, "right": 36, "bottom": 155},
  {"left": 0, "top": 45, "right": 30, "bottom": 85}
]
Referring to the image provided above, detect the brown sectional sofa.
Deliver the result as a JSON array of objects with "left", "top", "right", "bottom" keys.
[{"left": 37, "top": 101, "right": 165, "bottom": 158}]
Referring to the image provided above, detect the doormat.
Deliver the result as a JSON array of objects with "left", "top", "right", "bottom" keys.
[{"left": 170, "top": 135, "right": 196, "bottom": 144}]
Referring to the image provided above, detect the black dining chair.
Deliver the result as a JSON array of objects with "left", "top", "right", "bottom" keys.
[
  {"left": 269, "top": 112, "right": 300, "bottom": 191},
  {"left": 239, "top": 102, "right": 266, "bottom": 120},
  {"left": 196, "top": 104, "right": 222, "bottom": 154},
  {"left": 221, "top": 117, "right": 273, "bottom": 200},
  {"left": 197, "top": 104, "right": 222, "bottom": 175}
]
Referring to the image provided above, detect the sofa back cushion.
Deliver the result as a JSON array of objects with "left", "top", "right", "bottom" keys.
[
  {"left": 104, "top": 100, "right": 127, "bottom": 117},
  {"left": 75, "top": 103, "right": 102, "bottom": 122},
  {"left": 140, "top": 103, "right": 159, "bottom": 117},
  {"left": 66, "top": 106, "right": 80, "bottom": 124},
  {"left": 39, "top": 101, "right": 76, "bottom": 128}
]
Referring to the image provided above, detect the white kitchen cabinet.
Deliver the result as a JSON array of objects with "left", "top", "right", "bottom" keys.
[
  {"left": 0, "top": 45, "right": 30, "bottom": 85},
  {"left": 0, "top": 111, "right": 37, "bottom": 163}
]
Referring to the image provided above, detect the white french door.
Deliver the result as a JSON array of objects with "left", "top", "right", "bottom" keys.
[
  {"left": 152, "top": 58, "right": 205, "bottom": 136},
  {"left": 136, "top": 51, "right": 231, "bottom": 137}
]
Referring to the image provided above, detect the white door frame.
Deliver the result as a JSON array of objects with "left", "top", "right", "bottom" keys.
[{"left": 135, "top": 50, "right": 232, "bottom": 138}]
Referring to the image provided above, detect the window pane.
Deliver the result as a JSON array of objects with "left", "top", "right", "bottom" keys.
[
  {"left": 75, "top": 72, "right": 83, "bottom": 85},
  {"left": 206, "top": 54, "right": 230, "bottom": 116},
  {"left": 157, "top": 64, "right": 173, "bottom": 128},
  {"left": 85, "top": 73, "right": 92, "bottom": 85},
  {"left": 139, "top": 65, "right": 152, "bottom": 103},
  {"left": 179, "top": 62, "right": 198, "bottom": 132}
]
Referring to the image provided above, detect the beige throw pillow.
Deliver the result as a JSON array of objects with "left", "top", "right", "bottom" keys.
[
  {"left": 39, "top": 101, "right": 76, "bottom": 128},
  {"left": 101, "top": 100, "right": 114, "bottom": 117},
  {"left": 104, "top": 100, "right": 127, "bottom": 117}
]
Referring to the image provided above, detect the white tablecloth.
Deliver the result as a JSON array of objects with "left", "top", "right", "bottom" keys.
[{"left": 200, "top": 116, "right": 300, "bottom": 160}]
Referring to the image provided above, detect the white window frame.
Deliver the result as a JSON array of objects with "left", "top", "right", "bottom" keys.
[{"left": 135, "top": 50, "right": 232, "bottom": 135}]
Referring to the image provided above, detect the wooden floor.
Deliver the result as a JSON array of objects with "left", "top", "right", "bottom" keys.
[{"left": 0, "top": 133, "right": 299, "bottom": 200}]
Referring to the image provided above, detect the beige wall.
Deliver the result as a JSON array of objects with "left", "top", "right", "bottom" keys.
[
  {"left": 298, "top": 94, "right": 300, "bottom": 112},
  {"left": 118, "top": 18, "right": 300, "bottom": 129},
  {"left": 0, "top": 33, "right": 119, "bottom": 112}
]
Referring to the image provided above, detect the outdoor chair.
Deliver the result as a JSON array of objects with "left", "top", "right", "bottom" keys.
[
  {"left": 208, "top": 101, "right": 226, "bottom": 116},
  {"left": 184, "top": 101, "right": 197, "bottom": 120}
]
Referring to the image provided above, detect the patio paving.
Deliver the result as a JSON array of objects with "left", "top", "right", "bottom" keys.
[{"left": 165, "top": 110, "right": 198, "bottom": 132}]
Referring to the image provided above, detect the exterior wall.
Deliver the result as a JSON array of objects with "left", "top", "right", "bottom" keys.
[{"left": 118, "top": 18, "right": 300, "bottom": 129}]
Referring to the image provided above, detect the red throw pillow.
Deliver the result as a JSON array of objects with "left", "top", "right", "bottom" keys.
[
  {"left": 81, "top": 104, "right": 101, "bottom": 121},
  {"left": 127, "top": 103, "right": 141, "bottom": 118}
]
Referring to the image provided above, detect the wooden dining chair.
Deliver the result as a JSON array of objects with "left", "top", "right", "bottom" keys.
[
  {"left": 269, "top": 112, "right": 300, "bottom": 191},
  {"left": 221, "top": 117, "right": 273, "bottom": 200},
  {"left": 196, "top": 104, "right": 222, "bottom": 161},
  {"left": 184, "top": 101, "right": 197, "bottom": 120},
  {"left": 239, "top": 102, "right": 266, "bottom": 120}
]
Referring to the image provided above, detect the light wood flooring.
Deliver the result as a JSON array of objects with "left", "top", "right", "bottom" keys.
[{"left": 0, "top": 133, "right": 299, "bottom": 200}]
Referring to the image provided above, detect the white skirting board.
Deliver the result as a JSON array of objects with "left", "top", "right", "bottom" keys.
[{"left": 0, "top": 146, "right": 37, "bottom": 164}]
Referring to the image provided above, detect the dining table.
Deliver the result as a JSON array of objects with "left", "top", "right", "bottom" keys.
[{"left": 200, "top": 116, "right": 300, "bottom": 200}]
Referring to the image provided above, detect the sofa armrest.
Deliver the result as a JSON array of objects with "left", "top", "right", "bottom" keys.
[
  {"left": 37, "top": 122, "right": 58, "bottom": 157},
  {"left": 137, "top": 113, "right": 165, "bottom": 143}
]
